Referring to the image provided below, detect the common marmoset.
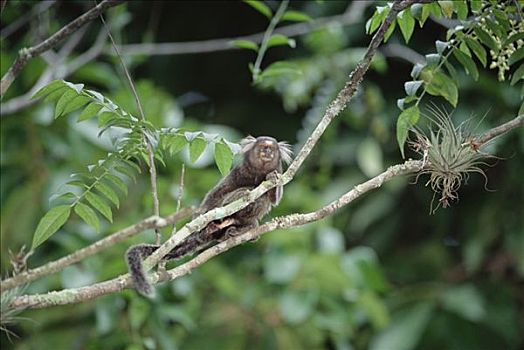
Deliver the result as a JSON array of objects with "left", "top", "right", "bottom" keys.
[{"left": 126, "top": 136, "right": 292, "bottom": 296}]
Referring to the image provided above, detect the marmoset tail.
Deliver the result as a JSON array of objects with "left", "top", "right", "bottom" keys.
[{"left": 126, "top": 136, "right": 292, "bottom": 296}]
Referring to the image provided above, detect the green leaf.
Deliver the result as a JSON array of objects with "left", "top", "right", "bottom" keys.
[
  {"left": 281, "top": 10, "right": 311, "bottom": 22},
  {"left": 510, "top": 63, "right": 524, "bottom": 86},
  {"left": 443, "top": 60, "right": 459, "bottom": 82},
  {"left": 267, "top": 34, "right": 296, "bottom": 49},
  {"left": 32, "top": 205, "right": 71, "bottom": 249},
  {"left": 105, "top": 174, "right": 128, "bottom": 196},
  {"left": 425, "top": 53, "right": 441, "bottom": 67},
  {"left": 410, "top": 4, "right": 423, "bottom": 22},
  {"left": 383, "top": 18, "right": 396, "bottom": 42},
  {"left": 85, "top": 192, "right": 113, "bottom": 222},
  {"left": 419, "top": 3, "right": 432, "bottom": 26},
  {"left": 421, "top": 69, "right": 458, "bottom": 106},
  {"left": 410, "top": 63, "right": 425, "bottom": 78},
  {"left": 438, "top": 1, "right": 454, "bottom": 18},
  {"left": 214, "top": 140, "right": 234, "bottom": 175},
  {"left": 44, "top": 86, "right": 68, "bottom": 103},
  {"left": 508, "top": 46, "right": 524, "bottom": 66},
  {"left": 504, "top": 32, "right": 524, "bottom": 47},
  {"left": 453, "top": 49, "right": 479, "bottom": 80},
  {"left": 492, "top": 9, "right": 511, "bottom": 32},
  {"left": 464, "top": 37, "right": 487, "bottom": 67},
  {"left": 397, "top": 10, "right": 415, "bottom": 43},
  {"left": 122, "top": 159, "right": 142, "bottom": 174},
  {"left": 62, "top": 95, "right": 91, "bottom": 116},
  {"left": 243, "top": 0, "right": 271, "bottom": 19},
  {"left": 115, "top": 165, "right": 136, "bottom": 182},
  {"left": 396, "top": 105, "right": 420, "bottom": 158},
  {"left": 404, "top": 80, "right": 423, "bottom": 96},
  {"left": 169, "top": 133, "right": 188, "bottom": 155},
  {"left": 435, "top": 40, "right": 449, "bottom": 54},
  {"left": 77, "top": 102, "right": 103, "bottom": 122},
  {"left": 55, "top": 89, "right": 79, "bottom": 119},
  {"left": 370, "top": 302, "right": 434, "bottom": 350},
  {"left": 366, "top": 6, "right": 389, "bottom": 34},
  {"left": 474, "top": 27, "right": 499, "bottom": 54},
  {"left": 189, "top": 137, "right": 207, "bottom": 163},
  {"left": 74, "top": 202, "right": 100, "bottom": 232},
  {"left": 64, "top": 81, "right": 84, "bottom": 93},
  {"left": 470, "top": 0, "right": 482, "bottom": 13},
  {"left": 95, "top": 182, "right": 120, "bottom": 208},
  {"left": 230, "top": 39, "right": 259, "bottom": 52},
  {"left": 258, "top": 61, "right": 302, "bottom": 80},
  {"left": 32, "top": 80, "right": 65, "bottom": 100},
  {"left": 485, "top": 18, "right": 506, "bottom": 41},
  {"left": 452, "top": 0, "right": 467, "bottom": 20}
]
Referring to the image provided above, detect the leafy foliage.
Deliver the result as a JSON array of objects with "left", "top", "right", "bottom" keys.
[
  {"left": 234, "top": 0, "right": 308, "bottom": 84},
  {"left": 1, "top": 1, "right": 522, "bottom": 350},
  {"left": 29, "top": 80, "right": 237, "bottom": 248},
  {"left": 384, "top": 0, "right": 524, "bottom": 155}
]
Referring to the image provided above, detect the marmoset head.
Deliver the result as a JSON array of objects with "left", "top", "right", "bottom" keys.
[{"left": 241, "top": 136, "right": 292, "bottom": 172}]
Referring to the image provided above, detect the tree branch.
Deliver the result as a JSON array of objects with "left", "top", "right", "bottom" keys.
[
  {"left": 0, "top": 0, "right": 56, "bottom": 40},
  {"left": 115, "top": 1, "right": 371, "bottom": 56},
  {"left": 0, "top": 208, "right": 192, "bottom": 293},
  {"left": 0, "top": 26, "right": 108, "bottom": 117},
  {"left": 127, "top": 0, "right": 423, "bottom": 289},
  {"left": 0, "top": 0, "right": 122, "bottom": 97},
  {"left": 6, "top": 89, "right": 523, "bottom": 310},
  {"left": 8, "top": 160, "right": 423, "bottom": 310},
  {"left": 472, "top": 115, "right": 524, "bottom": 147}
]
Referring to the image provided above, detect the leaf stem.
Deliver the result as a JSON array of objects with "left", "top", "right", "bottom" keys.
[{"left": 252, "top": 0, "right": 289, "bottom": 82}]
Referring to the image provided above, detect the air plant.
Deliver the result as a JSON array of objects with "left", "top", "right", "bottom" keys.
[
  {"left": 0, "top": 286, "right": 25, "bottom": 341},
  {"left": 409, "top": 105, "right": 491, "bottom": 213}
]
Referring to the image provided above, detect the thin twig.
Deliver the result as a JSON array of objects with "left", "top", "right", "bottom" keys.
[
  {"left": 0, "top": 27, "right": 108, "bottom": 116},
  {"left": 472, "top": 115, "right": 524, "bottom": 147},
  {"left": 98, "top": 6, "right": 161, "bottom": 244},
  {"left": 0, "top": 0, "right": 56, "bottom": 39},
  {"left": 0, "top": 208, "right": 193, "bottom": 293},
  {"left": 252, "top": 0, "right": 289, "bottom": 81},
  {"left": 0, "top": 1, "right": 370, "bottom": 116},
  {"left": 0, "top": 0, "right": 122, "bottom": 97},
  {"left": 116, "top": 1, "right": 371, "bottom": 56},
  {"left": 176, "top": 164, "right": 185, "bottom": 213}
]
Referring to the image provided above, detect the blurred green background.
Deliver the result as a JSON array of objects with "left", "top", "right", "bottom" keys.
[{"left": 1, "top": 1, "right": 523, "bottom": 349}]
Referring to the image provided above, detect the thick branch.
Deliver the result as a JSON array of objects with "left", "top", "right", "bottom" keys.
[
  {"left": 0, "top": 0, "right": 122, "bottom": 97},
  {"left": 7, "top": 106, "right": 523, "bottom": 309},
  {"left": 131, "top": 0, "right": 421, "bottom": 284},
  {"left": 8, "top": 161, "right": 423, "bottom": 310},
  {"left": 0, "top": 208, "right": 192, "bottom": 293}
]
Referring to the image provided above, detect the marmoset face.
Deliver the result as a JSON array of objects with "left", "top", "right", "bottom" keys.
[
  {"left": 256, "top": 138, "right": 278, "bottom": 163},
  {"left": 249, "top": 137, "right": 280, "bottom": 170}
]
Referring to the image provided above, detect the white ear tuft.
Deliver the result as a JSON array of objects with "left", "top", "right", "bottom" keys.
[
  {"left": 278, "top": 141, "right": 293, "bottom": 165},
  {"left": 240, "top": 135, "right": 257, "bottom": 154}
]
